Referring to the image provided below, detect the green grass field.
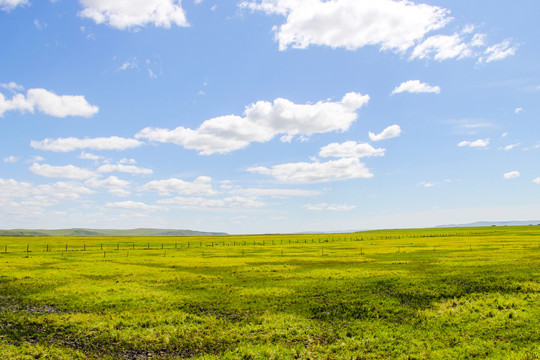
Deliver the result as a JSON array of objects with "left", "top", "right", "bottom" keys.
[{"left": 0, "top": 226, "right": 539, "bottom": 359}]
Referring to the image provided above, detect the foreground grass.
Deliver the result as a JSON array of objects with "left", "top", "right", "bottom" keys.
[{"left": 0, "top": 227, "right": 539, "bottom": 359}]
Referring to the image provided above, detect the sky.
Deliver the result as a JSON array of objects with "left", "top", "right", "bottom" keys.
[{"left": 1, "top": 0, "right": 539, "bottom": 234}]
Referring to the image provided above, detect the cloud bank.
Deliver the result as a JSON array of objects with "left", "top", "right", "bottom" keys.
[{"left": 136, "top": 92, "right": 370, "bottom": 155}]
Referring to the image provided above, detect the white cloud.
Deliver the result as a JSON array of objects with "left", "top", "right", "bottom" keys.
[
  {"left": 83, "top": 174, "right": 131, "bottom": 196},
  {"left": 141, "top": 176, "right": 216, "bottom": 196},
  {"left": 241, "top": 1, "right": 517, "bottom": 63},
  {"left": 136, "top": 92, "right": 370, "bottom": 155},
  {"left": 458, "top": 138, "right": 489, "bottom": 148},
  {"left": 118, "top": 158, "right": 136, "bottom": 165},
  {"left": 484, "top": 39, "right": 518, "bottom": 63},
  {"left": 0, "top": 87, "right": 98, "bottom": 118},
  {"left": 0, "top": 82, "right": 24, "bottom": 92},
  {"left": 391, "top": 80, "right": 440, "bottom": 95},
  {"left": 79, "top": 0, "right": 189, "bottom": 30},
  {"left": 30, "top": 163, "right": 96, "bottom": 180},
  {"left": 418, "top": 181, "right": 435, "bottom": 188},
  {"left": 34, "top": 182, "right": 94, "bottom": 202},
  {"left": 105, "top": 201, "right": 164, "bottom": 212},
  {"left": 248, "top": 157, "right": 373, "bottom": 183},
  {"left": 79, "top": 152, "right": 102, "bottom": 161},
  {"left": 231, "top": 188, "right": 321, "bottom": 197},
  {"left": 108, "top": 188, "right": 130, "bottom": 197},
  {"left": 533, "top": 177, "right": 540, "bottom": 185},
  {"left": 97, "top": 163, "right": 153, "bottom": 175},
  {"left": 514, "top": 107, "right": 523, "bottom": 114},
  {"left": 240, "top": 0, "right": 450, "bottom": 52},
  {"left": 0, "top": 178, "right": 93, "bottom": 205},
  {"left": 0, "top": 178, "right": 33, "bottom": 200},
  {"left": 303, "top": 203, "right": 356, "bottom": 211},
  {"left": 319, "top": 141, "right": 385, "bottom": 158},
  {"left": 503, "top": 171, "right": 520, "bottom": 179},
  {"left": 3, "top": 155, "right": 19, "bottom": 163},
  {"left": 158, "top": 196, "right": 264, "bottom": 208},
  {"left": 411, "top": 33, "right": 473, "bottom": 61},
  {"left": 0, "top": 0, "right": 28, "bottom": 11},
  {"left": 369, "top": 124, "right": 402, "bottom": 142},
  {"left": 503, "top": 143, "right": 519, "bottom": 151},
  {"left": 31, "top": 136, "right": 142, "bottom": 152},
  {"left": 86, "top": 175, "right": 130, "bottom": 189}
]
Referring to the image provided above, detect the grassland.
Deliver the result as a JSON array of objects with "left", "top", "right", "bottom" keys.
[{"left": 0, "top": 226, "right": 538, "bottom": 359}]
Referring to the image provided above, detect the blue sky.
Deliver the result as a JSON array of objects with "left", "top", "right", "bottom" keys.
[{"left": 1, "top": 0, "right": 539, "bottom": 233}]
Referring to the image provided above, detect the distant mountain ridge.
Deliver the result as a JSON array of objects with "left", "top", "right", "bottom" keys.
[
  {"left": 0, "top": 228, "right": 227, "bottom": 237},
  {"left": 436, "top": 220, "right": 540, "bottom": 228}
]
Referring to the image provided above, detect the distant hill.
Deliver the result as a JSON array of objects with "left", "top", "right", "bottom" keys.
[
  {"left": 0, "top": 228, "right": 227, "bottom": 237},
  {"left": 437, "top": 220, "right": 540, "bottom": 228}
]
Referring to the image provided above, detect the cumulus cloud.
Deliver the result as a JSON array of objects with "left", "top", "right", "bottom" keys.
[
  {"left": 105, "top": 201, "right": 164, "bottom": 212},
  {"left": 391, "top": 80, "right": 440, "bottom": 95},
  {"left": 458, "top": 138, "right": 489, "bottom": 148},
  {"left": 533, "top": 177, "right": 540, "bottom": 185},
  {"left": 0, "top": 87, "right": 98, "bottom": 118},
  {"left": 514, "top": 107, "right": 523, "bottom": 114},
  {"left": 503, "top": 171, "right": 520, "bottom": 179},
  {"left": 0, "top": 0, "right": 28, "bottom": 11},
  {"left": 141, "top": 176, "right": 216, "bottom": 196},
  {"left": 97, "top": 163, "right": 153, "bottom": 175},
  {"left": 241, "top": 1, "right": 517, "bottom": 63},
  {"left": 31, "top": 136, "right": 142, "bottom": 152},
  {"left": 158, "top": 196, "right": 264, "bottom": 208},
  {"left": 248, "top": 157, "right": 373, "bottom": 183},
  {"left": 369, "top": 124, "right": 401, "bottom": 142},
  {"left": 30, "top": 163, "right": 96, "bottom": 180},
  {"left": 303, "top": 203, "right": 356, "bottom": 211},
  {"left": 136, "top": 92, "right": 370, "bottom": 155},
  {"left": 319, "top": 141, "right": 385, "bottom": 158},
  {"left": 240, "top": 0, "right": 450, "bottom": 52},
  {"left": 79, "top": 0, "right": 189, "bottom": 30}
]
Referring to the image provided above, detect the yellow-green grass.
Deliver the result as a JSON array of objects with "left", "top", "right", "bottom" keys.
[{"left": 0, "top": 226, "right": 539, "bottom": 359}]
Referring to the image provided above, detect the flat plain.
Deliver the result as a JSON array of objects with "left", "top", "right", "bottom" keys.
[{"left": 0, "top": 226, "right": 539, "bottom": 359}]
